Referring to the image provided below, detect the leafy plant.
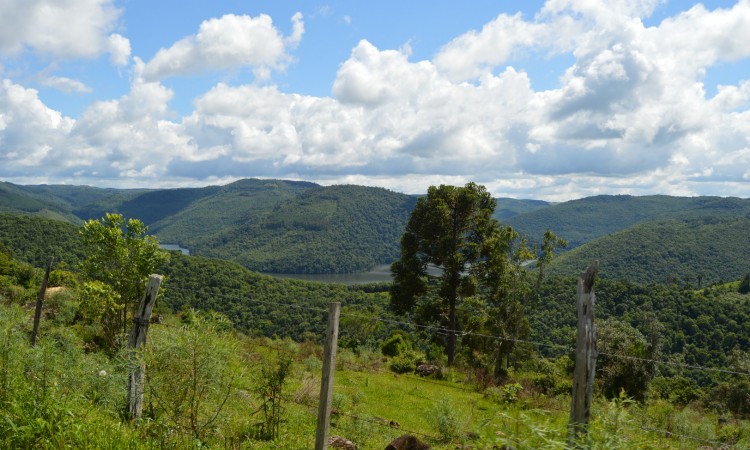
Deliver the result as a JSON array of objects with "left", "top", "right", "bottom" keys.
[{"left": 254, "top": 343, "right": 295, "bottom": 440}]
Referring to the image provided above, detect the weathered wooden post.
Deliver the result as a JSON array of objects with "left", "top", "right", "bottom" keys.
[
  {"left": 568, "top": 261, "right": 598, "bottom": 447},
  {"left": 127, "top": 274, "right": 163, "bottom": 421},
  {"left": 315, "top": 302, "right": 341, "bottom": 450},
  {"left": 30, "top": 257, "right": 54, "bottom": 347}
]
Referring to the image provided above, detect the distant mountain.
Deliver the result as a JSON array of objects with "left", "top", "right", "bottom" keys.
[
  {"left": 506, "top": 195, "right": 750, "bottom": 249},
  {"left": 0, "top": 179, "right": 414, "bottom": 274},
  {"left": 0, "top": 181, "right": 80, "bottom": 223},
  {"left": 3, "top": 180, "right": 750, "bottom": 279},
  {"left": 493, "top": 197, "right": 550, "bottom": 221},
  {"left": 547, "top": 216, "right": 750, "bottom": 285},
  {"left": 195, "top": 184, "right": 418, "bottom": 273},
  {"left": 149, "top": 178, "right": 316, "bottom": 250}
]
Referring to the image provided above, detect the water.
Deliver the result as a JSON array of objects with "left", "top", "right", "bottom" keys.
[
  {"left": 266, "top": 264, "right": 394, "bottom": 285},
  {"left": 160, "top": 244, "right": 190, "bottom": 255}
]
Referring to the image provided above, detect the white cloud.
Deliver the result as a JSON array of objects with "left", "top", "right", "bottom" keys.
[
  {"left": 2, "top": 2, "right": 750, "bottom": 201},
  {"left": 107, "top": 33, "right": 131, "bottom": 67},
  {"left": 142, "top": 13, "right": 304, "bottom": 81},
  {"left": 39, "top": 75, "right": 92, "bottom": 94},
  {"left": 0, "top": 0, "right": 121, "bottom": 59},
  {"left": 0, "top": 79, "right": 73, "bottom": 172}
]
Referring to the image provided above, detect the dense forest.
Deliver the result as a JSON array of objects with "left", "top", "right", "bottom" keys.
[
  {"left": 506, "top": 194, "right": 750, "bottom": 249},
  {"left": 2, "top": 203, "right": 750, "bottom": 447},
  {"left": 547, "top": 216, "right": 750, "bottom": 285},
  {"left": 4, "top": 180, "right": 750, "bottom": 279}
]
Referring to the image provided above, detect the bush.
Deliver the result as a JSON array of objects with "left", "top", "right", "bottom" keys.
[
  {"left": 380, "top": 331, "right": 411, "bottom": 357},
  {"left": 426, "top": 399, "right": 462, "bottom": 442},
  {"left": 389, "top": 354, "right": 416, "bottom": 374},
  {"left": 707, "top": 380, "right": 750, "bottom": 416}
]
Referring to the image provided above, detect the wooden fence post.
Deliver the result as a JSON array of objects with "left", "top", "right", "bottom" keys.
[
  {"left": 127, "top": 274, "right": 163, "bottom": 421},
  {"left": 568, "top": 261, "right": 598, "bottom": 446},
  {"left": 315, "top": 302, "right": 341, "bottom": 450},
  {"left": 30, "top": 257, "right": 54, "bottom": 347}
]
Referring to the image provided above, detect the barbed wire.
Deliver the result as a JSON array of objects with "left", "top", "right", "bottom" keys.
[
  {"left": 150, "top": 302, "right": 737, "bottom": 448},
  {"left": 628, "top": 424, "right": 732, "bottom": 448},
  {"left": 165, "top": 285, "right": 750, "bottom": 379}
]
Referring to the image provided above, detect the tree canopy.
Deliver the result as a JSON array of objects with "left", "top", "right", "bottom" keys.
[
  {"left": 79, "top": 213, "right": 168, "bottom": 340},
  {"left": 391, "top": 183, "right": 505, "bottom": 365}
]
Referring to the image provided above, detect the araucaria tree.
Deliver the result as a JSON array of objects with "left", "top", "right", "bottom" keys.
[
  {"left": 80, "top": 213, "right": 168, "bottom": 342},
  {"left": 390, "top": 183, "right": 501, "bottom": 365}
]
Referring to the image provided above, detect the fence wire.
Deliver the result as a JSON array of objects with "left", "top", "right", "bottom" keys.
[{"left": 163, "top": 285, "right": 749, "bottom": 448}]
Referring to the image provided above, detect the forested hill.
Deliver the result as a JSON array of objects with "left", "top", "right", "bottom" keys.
[
  {"left": 492, "top": 197, "right": 550, "bottom": 221},
  {"left": 547, "top": 216, "right": 750, "bottom": 285},
  {"left": 142, "top": 178, "right": 316, "bottom": 249},
  {"left": 194, "top": 184, "right": 419, "bottom": 273},
  {"left": 0, "top": 181, "right": 81, "bottom": 223},
  {"left": 3, "top": 180, "right": 750, "bottom": 277},
  {"left": 505, "top": 195, "right": 750, "bottom": 249},
  {"left": 0, "top": 213, "right": 82, "bottom": 268}
]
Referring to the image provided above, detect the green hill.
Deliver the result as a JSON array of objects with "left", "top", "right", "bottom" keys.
[
  {"left": 0, "top": 213, "right": 83, "bottom": 268},
  {"left": 195, "top": 184, "right": 418, "bottom": 273},
  {"left": 493, "top": 197, "right": 550, "bottom": 221},
  {"left": 0, "top": 181, "right": 80, "bottom": 223},
  {"left": 506, "top": 195, "right": 750, "bottom": 249},
  {"left": 547, "top": 216, "right": 750, "bottom": 285},
  {"left": 149, "top": 178, "right": 316, "bottom": 249}
]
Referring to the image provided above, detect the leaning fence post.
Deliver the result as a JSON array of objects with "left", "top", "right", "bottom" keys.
[
  {"left": 30, "top": 257, "right": 54, "bottom": 347},
  {"left": 568, "top": 261, "right": 598, "bottom": 446},
  {"left": 315, "top": 302, "right": 341, "bottom": 450},
  {"left": 127, "top": 274, "right": 163, "bottom": 421}
]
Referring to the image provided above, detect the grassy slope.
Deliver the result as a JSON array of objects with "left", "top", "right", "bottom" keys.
[{"left": 546, "top": 216, "right": 750, "bottom": 285}]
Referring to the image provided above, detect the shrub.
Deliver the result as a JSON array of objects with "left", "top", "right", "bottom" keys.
[
  {"left": 389, "top": 354, "right": 416, "bottom": 374},
  {"left": 380, "top": 331, "right": 411, "bottom": 357},
  {"left": 426, "top": 399, "right": 462, "bottom": 442}
]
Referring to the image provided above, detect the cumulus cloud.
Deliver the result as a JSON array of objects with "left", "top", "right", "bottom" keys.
[
  {"left": 2, "top": 1, "right": 750, "bottom": 200},
  {"left": 0, "top": 79, "right": 73, "bottom": 173},
  {"left": 107, "top": 33, "right": 131, "bottom": 67},
  {"left": 0, "top": 0, "right": 121, "bottom": 59},
  {"left": 142, "top": 13, "right": 304, "bottom": 81}
]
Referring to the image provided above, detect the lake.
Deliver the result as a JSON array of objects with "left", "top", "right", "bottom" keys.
[
  {"left": 265, "top": 264, "right": 394, "bottom": 285},
  {"left": 160, "top": 244, "right": 190, "bottom": 255}
]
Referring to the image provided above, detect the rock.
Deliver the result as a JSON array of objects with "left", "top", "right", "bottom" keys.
[
  {"left": 329, "top": 435, "right": 356, "bottom": 449},
  {"left": 416, "top": 364, "right": 441, "bottom": 378},
  {"left": 385, "top": 434, "right": 430, "bottom": 450}
]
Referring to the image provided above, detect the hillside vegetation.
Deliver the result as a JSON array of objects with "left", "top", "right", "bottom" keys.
[
  {"left": 194, "top": 185, "right": 418, "bottom": 273},
  {"left": 547, "top": 216, "right": 750, "bottom": 285},
  {"left": 3, "top": 232, "right": 750, "bottom": 448},
  {"left": 0, "top": 213, "right": 82, "bottom": 268},
  {"left": 506, "top": 194, "right": 750, "bottom": 249},
  {"left": 149, "top": 178, "right": 315, "bottom": 250},
  {"left": 2, "top": 181, "right": 750, "bottom": 280}
]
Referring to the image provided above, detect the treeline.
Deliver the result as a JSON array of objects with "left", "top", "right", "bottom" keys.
[
  {"left": 160, "top": 252, "right": 396, "bottom": 345},
  {"left": 530, "top": 276, "right": 750, "bottom": 386}
]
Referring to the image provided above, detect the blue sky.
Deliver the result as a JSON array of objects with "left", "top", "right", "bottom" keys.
[{"left": 1, "top": 0, "right": 749, "bottom": 200}]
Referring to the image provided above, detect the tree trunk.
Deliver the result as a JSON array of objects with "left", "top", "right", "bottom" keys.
[{"left": 447, "top": 298, "right": 456, "bottom": 366}]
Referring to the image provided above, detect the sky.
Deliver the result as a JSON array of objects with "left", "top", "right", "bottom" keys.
[{"left": 1, "top": 0, "right": 749, "bottom": 201}]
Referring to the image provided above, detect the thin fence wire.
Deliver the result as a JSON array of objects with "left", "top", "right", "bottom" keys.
[
  {"left": 162, "top": 285, "right": 748, "bottom": 447},
  {"left": 167, "top": 285, "right": 750, "bottom": 379}
]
